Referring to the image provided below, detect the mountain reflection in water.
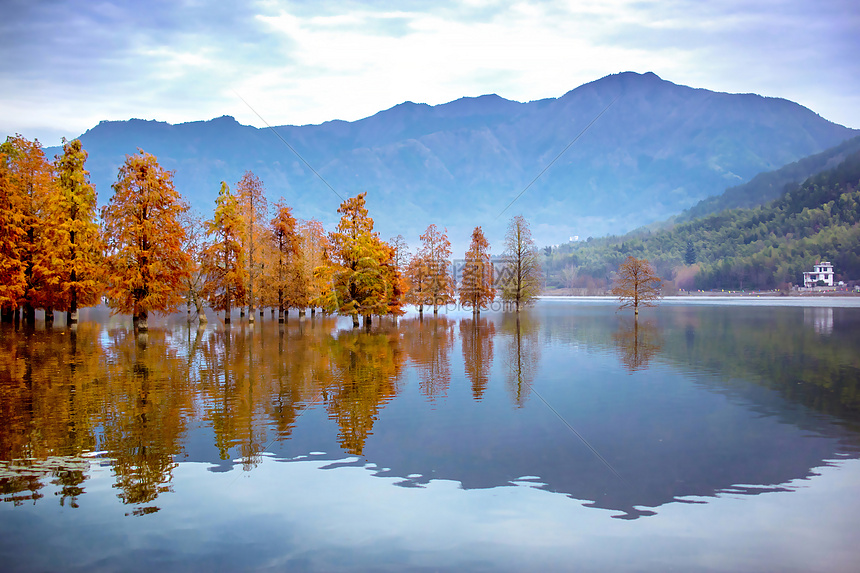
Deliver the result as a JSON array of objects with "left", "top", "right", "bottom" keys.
[{"left": 1, "top": 302, "right": 860, "bottom": 523}]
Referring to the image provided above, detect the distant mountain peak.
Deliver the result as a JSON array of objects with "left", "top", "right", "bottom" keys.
[{"left": 54, "top": 73, "right": 858, "bottom": 253}]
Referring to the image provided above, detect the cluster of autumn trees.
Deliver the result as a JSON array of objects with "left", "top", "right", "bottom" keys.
[{"left": 1, "top": 136, "right": 543, "bottom": 330}]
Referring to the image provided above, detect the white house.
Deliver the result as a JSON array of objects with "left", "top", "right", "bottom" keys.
[{"left": 803, "top": 261, "right": 835, "bottom": 288}]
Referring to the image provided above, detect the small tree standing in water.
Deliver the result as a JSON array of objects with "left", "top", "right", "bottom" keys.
[
  {"left": 201, "top": 182, "right": 246, "bottom": 324},
  {"left": 102, "top": 150, "right": 190, "bottom": 330},
  {"left": 501, "top": 215, "right": 541, "bottom": 312},
  {"left": 459, "top": 226, "right": 494, "bottom": 314},
  {"left": 327, "top": 193, "right": 401, "bottom": 327},
  {"left": 418, "top": 224, "right": 455, "bottom": 315},
  {"left": 612, "top": 256, "right": 662, "bottom": 315}
]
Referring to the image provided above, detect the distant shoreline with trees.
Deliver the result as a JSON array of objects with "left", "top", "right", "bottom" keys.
[{"left": 541, "top": 150, "right": 860, "bottom": 294}]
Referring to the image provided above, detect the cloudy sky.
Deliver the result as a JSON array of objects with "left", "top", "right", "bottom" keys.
[{"left": 2, "top": 0, "right": 858, "bottom": 146}]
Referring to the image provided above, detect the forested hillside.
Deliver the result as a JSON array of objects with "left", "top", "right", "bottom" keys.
[
  {"left": 545, "top": 151, "right": 860, "bottom": 291},
  {"left": 680, "top": 135, "right": 860, "bottom": 221}
]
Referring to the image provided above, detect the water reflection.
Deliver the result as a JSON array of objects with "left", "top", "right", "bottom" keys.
[
  {"left": 804, "top": 306, "right": 834, "bottom": 335},
  {"left": 402, "top": 316, "right": 453, "bottom": 402},
  {"left": 0, "top": 457, "right": 90, "bottom": 507},
  {"left": 1, "top": 302, "right": 860, "bottom": 524},
  {"left": 459, "top": 316, "right": 495, "bottom": 399},
  {"left": 326, "top": 329, "right": 404, "bottom": 455},
  {"left": 100, "top": 329, "right": 190, "bottom": 510},
  {"left": 501, "top": 313, "right": 541, "bottom": 407},
  {"left": 612, "top": 317, "right": 663, "bottom": 372}
]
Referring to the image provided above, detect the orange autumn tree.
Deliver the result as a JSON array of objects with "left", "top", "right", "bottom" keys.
[
  {"left": 299, "top": 219, "right": 331, "bottom": 314},
  {"left": 44, "top": 138, "right": 104, "bottom": 324},
  {"left": 418, "top": 224, "right": 455, "bottom": 315},
  {"left": 101, "top": 150, "right": 191, "bottom": 330},
  {"left": 0, "top": 149, "right": 26, "bottom": 320},
  {"left": 1, "top": 135, "right": 56, "bottom": 323},
  {"left": 403, "top": 252, "right": 430, "bottom": 315},
  {"left": 268, "top": 200, "right": 302, "bottom": 322},
  {"left": 236, "top": 171, "right": 268, "bottom": 322},
  {"left": 326, "top": 193, "right": 403, "bottom": 327},
  {"left": 380, "top": 241, "right": 405, "bottom": 318},
  {"left": 201, "top": 182, "right": 246, "bottom": 324},
  {"left": 459, "top": 226, "right": 494, "bottom": 314}
]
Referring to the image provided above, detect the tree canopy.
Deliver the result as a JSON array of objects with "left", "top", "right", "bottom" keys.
[
  {"left": 201, "top": 182, "right": 246, "bottom": 323},
  {"left": 326, "top": 193, "right": 403, "bottom": 327},
  {"left": 459, "top": 226, "right": 494, "bottom": 313},
  {"left": 501, "top": 215, "right": 541, "bottom": 312},
  {"left": 611, "top": 256, "right": 662, "bottom": 314},
  {"left": 48, "top": 138, "right": 104, "bottom": 322},
  {"left": 418, "top": 224, "right": 454, "bottom": 315},
  {"left": 101, "top": 150, "right": 190, "bottom": 329}
]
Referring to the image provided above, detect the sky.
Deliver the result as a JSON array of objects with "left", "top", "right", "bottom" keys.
[{"left": 1, "top": 0, "right": 859, "bottom": 147}]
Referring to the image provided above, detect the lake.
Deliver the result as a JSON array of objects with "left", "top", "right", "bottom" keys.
[{"left": 2, "top": 298, "right": 860, "bottom": 572}]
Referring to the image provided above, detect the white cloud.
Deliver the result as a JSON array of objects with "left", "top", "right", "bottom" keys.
[{"left": 0, "top": 0, "right": 857, "bottom": 145}]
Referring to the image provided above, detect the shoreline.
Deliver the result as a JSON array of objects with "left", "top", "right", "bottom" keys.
[
  {"left": 540, "top": 290, "right": 860, "bottom": 298},
  {"left": 536, "top": 294, "right": 860, "bottom": 308}
]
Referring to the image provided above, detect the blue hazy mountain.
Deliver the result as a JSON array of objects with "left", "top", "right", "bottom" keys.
[{"left": 49, "top": 72, "right": 857, "bottom": 252}]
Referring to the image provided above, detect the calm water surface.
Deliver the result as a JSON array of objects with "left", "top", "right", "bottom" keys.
[{"left": 2, "top": 299, "right": 860, "bottom": 572}]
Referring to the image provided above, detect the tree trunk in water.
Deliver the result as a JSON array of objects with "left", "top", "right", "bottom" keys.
[
  {"left": 196, "top": 298, "right": 208, "bottom": 323},
  {"left": 352, "top": 314, "right": 360, "bottom": 328},
  {"left": 45, "top": 307, "right": 54, "bottom": 326},
  {"left": 70, "top": 287, "right": 78, "bottom": 325},
  {"left": 278, "top": 306, "right": 284, "bottom": 324},
  {"left": 363, "top": 314, "right": 372, "bottom": 329},
  {"left": 23, "top": 302, "right": 35, "bottom": 325},
  {"left": 137, "top": 310, "right": 149, "bottom": 331}
]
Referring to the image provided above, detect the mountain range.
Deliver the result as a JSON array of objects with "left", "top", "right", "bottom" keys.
[{"left": 46, "top": 71, "right": 858, "bottom": 253}]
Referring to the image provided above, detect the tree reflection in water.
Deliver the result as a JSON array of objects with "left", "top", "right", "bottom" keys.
[
  {"left": 100, "top": 329, "right": 191, "bottom": 509},
  {"left": 612, "top": 317, "right": 663, "bottom": 372},
  {"left": 1, "top": 324, "right": 104, "bottom": 506},
  {"left": 501, "top": 313, "right": 541, "bottom": 407},
  {"left": 459, "top": 316, "right": 495, "bottom": 400},
  {"left": 325, "top": 328, "right": 404, "bottom": 455},
  {"left": 3, "top": 302, "right": 860, "bottom": 522},
  {"left": 402, "top": 316, "right": 453, "bottom": 402}
]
